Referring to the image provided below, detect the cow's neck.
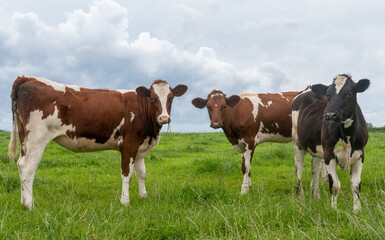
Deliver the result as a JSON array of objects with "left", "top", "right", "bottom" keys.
[
  {"left": 338, "top": 114, "right": 356, "bottom": 144},
  {"left": 141, "top": 98, "right": 162, "bottom": 143}
]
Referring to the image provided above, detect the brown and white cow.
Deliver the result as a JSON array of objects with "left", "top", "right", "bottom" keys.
[
  {"left": 292, "top": 74, "right": 370, "bottom": 212},
  {"left": 192, "top": 90, "right": 299, "bottom": 194},
  {"left": 8, "top": 76, "right": 187, "bottom": 209}
]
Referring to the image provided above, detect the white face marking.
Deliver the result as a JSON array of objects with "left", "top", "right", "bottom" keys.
[
  {"left": 153, "top": 82, "right": 171, "bottom": 118},
  {"left": 28, "top": 76, "right": 81, "bottom": 93},
  {"left": 210, "top": 93, "right": 223, "bottom": 98},
  {"left": 334, "top": 75, "right": 348, "bottom": 94},
  {"left": 214, "top": 104, "right": 218, "bottom": 107},
  {"left": 130, "top": 112, "right": 135, "bottom": 122},
  {"left": 343, "top": 118, "right": 353, "bottom": 128}
]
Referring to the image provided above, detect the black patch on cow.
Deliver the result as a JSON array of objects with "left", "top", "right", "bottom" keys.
[
  {"left": 311, "top": 84, "right": 328, "bottom": 97},
  {"left": 356, "top": 79, "right": 370, "bottom": 93},
  {"left": 328, "top": 174, "right": 334, "bottom": 194}
]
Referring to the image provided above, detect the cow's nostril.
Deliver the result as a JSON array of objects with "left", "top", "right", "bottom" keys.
[{"left": 325, "top": 112, "right": 337, "bottom": 121}]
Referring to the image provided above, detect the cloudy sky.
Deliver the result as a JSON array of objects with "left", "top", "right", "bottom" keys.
[{"left": 0, "top": 0, "right": 384, "bottom": 132}]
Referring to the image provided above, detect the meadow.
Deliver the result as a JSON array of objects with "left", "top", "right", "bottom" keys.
[{"left": 0, "top": 129, "right": 384, "bottom": 239}]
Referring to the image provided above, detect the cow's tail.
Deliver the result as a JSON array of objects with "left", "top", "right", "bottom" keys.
[
  {"left": 8, "top": 77, "right": 24, "bottom": 162},
  {"left": 8, "top": 116, "right": 18, "bottom": 162}
]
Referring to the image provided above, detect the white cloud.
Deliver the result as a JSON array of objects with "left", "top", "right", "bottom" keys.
[{"left": 0, "top": 0, "right": 384, "bottom": 131}]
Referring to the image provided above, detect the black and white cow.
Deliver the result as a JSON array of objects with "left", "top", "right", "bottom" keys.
[{"left": 292, "top": 74, "right": 370, "bottom": 212}]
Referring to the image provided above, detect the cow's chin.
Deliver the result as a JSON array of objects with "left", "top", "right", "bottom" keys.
[{"left": 157, "top": 121, "right": 170, "bottom": 126}]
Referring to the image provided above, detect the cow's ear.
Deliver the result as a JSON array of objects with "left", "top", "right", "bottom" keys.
[
  {"left": 311, "top": 84, "right": 328, "bottom": 96},
  {"left": 173, "top": 84, "right": 188, "bottom": 97},
  {"left": 356, "top": 79, "right": 370, "bottom": 93},
  {"left": 192, "top": 98, "right": 207, "bottom": 109},
  {"left": 136, "top": 86, "right": 151, "bottom": 98},
  {"left": 225, "top": 95, "right": 240, "bottom": 107}
]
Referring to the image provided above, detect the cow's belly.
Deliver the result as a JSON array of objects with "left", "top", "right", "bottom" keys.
[
  {"left": 307, "top": 141, "right": 362, "bottom": 171},
  {"left": 135, "top": 135, "right": 160, "bottom": 160},
  {"left": 53, "top": 135, "right": 119, "bottom": 152},
  {"left": 255, "top": 132, "right": 291, "bottom": 145}
]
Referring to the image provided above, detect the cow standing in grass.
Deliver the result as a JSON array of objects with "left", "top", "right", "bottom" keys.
[
  {"left": 192, "top": 90, "right": 303, "bottom": 194},
  {"left": 8, "top": 76, "right": 187, "bottom": 209},
  {"left": 292, "top": 74, "right": 370, "bottom": 212}
]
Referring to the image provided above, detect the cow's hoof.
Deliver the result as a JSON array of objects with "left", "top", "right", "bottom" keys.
[
  {"left": 139, "top": 192, "right": 148, "bottom": 198},
  {"left": 120, "top": 196, "right": 130, "bottom": 206},
  {"left": 240, "top": 184, "right": 250, "bottom": 194}
]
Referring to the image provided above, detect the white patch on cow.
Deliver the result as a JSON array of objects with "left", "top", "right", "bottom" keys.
[
  {"left": 306, "top": 145, "right": 324, "bottom": 159},
  {"left": 275, "top": 123, "right": 279, "bottom": 129},
  {"left": 293, "top": 88, "right": 311, "bottom": 102},
  {"left": 29, "top": 76, "right": 81, "bottom": 93},
  {"left": 26, "top": 107, "right": 76, "bottom": 141},
  {"left": 254, "top": 121, "right": 290, "bottom": 145},
  {"left": 278, "top": 93, "right": 290, "bottom": 102},
  {"left": 210, "top": 93, "right": 223, "bottom": 98},
  {"left": 130, "top": 112, "right": 135, "bottom": 122},
  {"left": 117, "top": 89, "right": 135, "bottom": 94},
  {"left": 267, "top": 100, "right": 273, "bottom": 107},
  {"left": 121, "top": 158, "right": 134, "bottom": 206},
  {"left": 153, "top": 82, "right": 171, "bottom": 119},
  {"left": 343, "top": 118, "right": 354, "bottom": 128},
  {"left": 306, "top": 137, "right": 362, "bottom": 172},
  {"left": 241, "top": 143, "right": 252, "bottom": 194},
  {"left": 291, "top": 110, "right": 300, "bottom": 141},
  {"left": 136, "top": 135, "right": 160, "bottom": 160},
  {"left": 240, "top": 94, "right": 263, "bottom": 122},
  {"left": 334, "top": 75, "right": 348, "bottom": 94},
  {"left": 214, "top": 104, "right": 218, "bottom": 107}
]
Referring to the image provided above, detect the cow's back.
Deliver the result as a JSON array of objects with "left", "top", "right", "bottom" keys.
[
  {"left": 13, "top": 76, "right": 141, "bottom": 152},
  {"left": 224, "top": 91, "right": 297, "bottom": 146}
]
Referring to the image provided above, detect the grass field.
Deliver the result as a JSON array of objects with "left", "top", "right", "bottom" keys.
[{"left": 1, "top": 130, "right": 385, "bottom": 239}]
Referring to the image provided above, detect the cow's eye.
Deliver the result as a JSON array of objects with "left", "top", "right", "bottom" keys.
[
  {"left": 169, "top": 97, "right": 174, "bottom": 103},
  {"left": 346, "top": 93, "right": 352, "bottom": 98},
  {"left": 207, "top": 106, "right": 212, "bottom": 111},
  {"left": 150, "top": 97, "right": 156, "bottom": 102},
  {"left": 221, "top": 106, "right": 226, "bottom": 110}
]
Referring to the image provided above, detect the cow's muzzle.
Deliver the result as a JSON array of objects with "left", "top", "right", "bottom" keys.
[
  {"left": 210, "top": 122, "right": 222, "bottom": 129},
  {"left": 158, "top": 115, "right": 170, "bottom": 125},
  {"left": 325, "top": 112, "right": 338, "bottom": 122}
]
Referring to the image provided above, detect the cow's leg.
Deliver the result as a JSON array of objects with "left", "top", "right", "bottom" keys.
[
  {"left": 310, "top": 157, "right": 323, "bottom": 200},
  {"left": 241, "top": 145, "right": 254, "bottom": 194},
  {"left": 321, "top": 159, "right": 329, "bottom": 183},
  {"left": 325, "top": 158, "right": 340, "bottom": 209},
  {"left": 293, "top": 143, "right": 305, "bottom": 197},
  {"left": 134, "top": 157, "right": 147, "bottom": 198},
  {"left": 17, "top": 139, "right": 49, "bottom": 210},
  {"left": 120, "top": 149, "right": 135, "bottom": 206},
  {"left": 351, "top": 158, "right": 363, "bottom": 213}
]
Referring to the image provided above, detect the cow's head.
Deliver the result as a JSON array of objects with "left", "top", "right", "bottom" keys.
[
  {"left": 136, "top": 80, "right": 188, "bottom": 125},
  {"left": 311, "top": 74, "right": 370, "bottom": 126},
  {"left": 192, "top": 90, "right": 240, "bottom": 129}
]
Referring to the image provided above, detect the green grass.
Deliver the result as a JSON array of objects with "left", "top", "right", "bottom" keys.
[{"left": 1, "top": 130, "right": 385, "bottom": 239}]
